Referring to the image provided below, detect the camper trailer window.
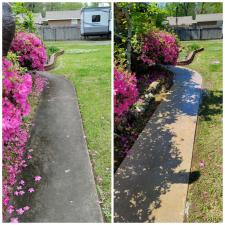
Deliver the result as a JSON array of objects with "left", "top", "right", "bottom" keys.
[{"left": 92, "top": 15, "right": 101, "bottom": 22}]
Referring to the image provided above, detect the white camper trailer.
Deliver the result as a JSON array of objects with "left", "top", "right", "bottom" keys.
[{"left": 81, "top": 7, "right": 111, "bottom": 37}]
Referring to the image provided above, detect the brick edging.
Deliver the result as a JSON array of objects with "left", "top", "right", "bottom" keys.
[
  {"left": 44, "top": 49, "right": 64, "bottom": 71},
  {"left": 177, "top": 48, "right": 204, "bottom": 66}
]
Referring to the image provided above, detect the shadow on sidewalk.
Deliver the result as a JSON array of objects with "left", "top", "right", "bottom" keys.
[{"left": 114, "top": 67, "right": 202, "bottom": 222}]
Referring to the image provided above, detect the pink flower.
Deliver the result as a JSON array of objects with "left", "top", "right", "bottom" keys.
[
  {"left": 2, "top": 53, "right": 47, "bottom": 222},
  {"left": 34, "top": 176, "right": 42, "bottom": 182},
  {"left": 10, "top": 31, "right": 47, "bottom": 70},
  {"left": 23, "top": 206, "right": 30, "bottom": 211},
  {"left": 10, "top": 218, "right": 19, "bottom": 223},
  {"left": 19, "top": 190, "right": 25, "bottom": 196},
  {"left": 33, "top": 75, "right": 48, "bottom": 96},
  {"left": 27, "top": 155, "right": 32, "bottom": 159},
  {"left": 7, "top": 205, "right": 14, "bottom": 214},
  {"left": 199, "top": 160, "right": 205, "bottom": 168},
  {"left": 3, "top": 196, "right": 9, "bottom": 206},
  {"left": 16, "top": 208, "right": 24, "bottom": 215},
  {"left": 114, "top": 69, "right": 138, "bottom": 118},
  {"left": 14, "top": 191, "right": 19, "bottom": 196},
  {"left": 140, "top": 30, "right": 179, "bottom": 66},
  {"left": 28, "top": 187, "right": 35, "bottom": 193},
  {"left": 19, "top": 180, "right": 25, "bottom": 185}
]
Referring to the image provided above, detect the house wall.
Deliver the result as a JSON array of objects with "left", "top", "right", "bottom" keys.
[
  {"left": 47, "top": 19, "right": 81, "bottom": 27},
  {"left": 48, "top": 19, "right": 73, "bottom": 26}
]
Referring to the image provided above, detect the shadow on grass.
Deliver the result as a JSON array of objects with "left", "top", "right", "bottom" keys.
[
  {"left": 83, "top": 36, "right": 111, "bottom": 41},
  {"left": 199, "top": 90, "right": 222, "bottom": 121},
  {"left": 114, "top": 67, "right": 202, "bottom": 222}
]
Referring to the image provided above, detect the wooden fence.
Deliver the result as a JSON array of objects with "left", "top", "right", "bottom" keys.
[
  {"left": 37, "top": 25, "right": 81, "bottom": 41},
  {"left": 173, "top": 27, "right": 222, "bottom": 41},
  {"left": 37, "top": 26, "right": 223, "bottom": 42}
]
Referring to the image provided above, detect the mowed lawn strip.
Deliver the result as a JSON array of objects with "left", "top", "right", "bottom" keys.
[
  {"left": 45, "top": 41, "right": 111, "bottom": 222},
  {"left": 183, "top": 40, "right": 222, "bottom": 222}
]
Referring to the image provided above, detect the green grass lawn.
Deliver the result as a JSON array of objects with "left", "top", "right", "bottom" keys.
[
  {"left": 178, "top": 42, "right": 202, "bottom": 61},
  {"left": 45, "top": 40, "right": 111, "bottom": 222},
  {"left": 182, "top": 40, "right": 222, "bottom": 222}
]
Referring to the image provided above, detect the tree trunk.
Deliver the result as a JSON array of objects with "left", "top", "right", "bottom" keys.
[
  {"left": 200, "top": 2, "right": 205, "bottom": 14},
  {"left": 124, "top": 4, "right": 132, "bottom": 72}
]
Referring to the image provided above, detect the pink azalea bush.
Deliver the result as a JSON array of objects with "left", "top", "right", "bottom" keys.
[
  {"left": 114, "top": 68, "right": 139, "bottom": 118},
  {"left": 3, "top": 58, "right": 32, "bottom": 144},
  {"left": 114, "top": 30, "right": 178, "bottom": 167},
  {"left": 114, "top": 69, "right": 139, "bottom": 163},
  {"left": 33, "top": 74, "right": 48, "bottom": 96},
  {"left": 10, "top": 32, "right": 47, "bottom": 70},
  {"left": 114, "top": 67, "right": 173, "bottom": 165},
  {"left": 140, "top": 30, "right": 179, "bottom": 65},
  {"left": 3, "top": 57, "right": 47, "bottom": 222},
  {"left": 3, "top": 58, "right": 32, "bottom": 217}
]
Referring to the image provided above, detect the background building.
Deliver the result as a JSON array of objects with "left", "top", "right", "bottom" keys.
[
  {"left": 41, "top": 10, "right": 81, "bottom": 27},
  {"left": 166, "top": 13, "right": 223, "bottom": 28}
]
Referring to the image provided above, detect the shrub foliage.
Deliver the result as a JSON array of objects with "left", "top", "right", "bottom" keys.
[
  {"left": 10, "top": 32, "right": 47, "bottom": 70},
  {"left": 140, "top": 30, "right": 179, "bottom": 65}
]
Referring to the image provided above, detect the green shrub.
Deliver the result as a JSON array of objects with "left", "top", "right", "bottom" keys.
[
  {"left": 187, "top": 43, "right": 201, "bottom": 51},
  {"left": 46, "top": 46, "right": 60, "bottom": 58},
  {"left": 11, "top": 3, "right": 36, "bottom": 33}
]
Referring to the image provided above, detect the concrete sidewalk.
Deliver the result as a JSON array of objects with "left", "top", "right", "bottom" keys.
[
  {"left": 17, "top": 72, "right": 103, "bottom": 222},
  {"left": 114, "top": 66, "right": 202, "bottom": 222}
]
